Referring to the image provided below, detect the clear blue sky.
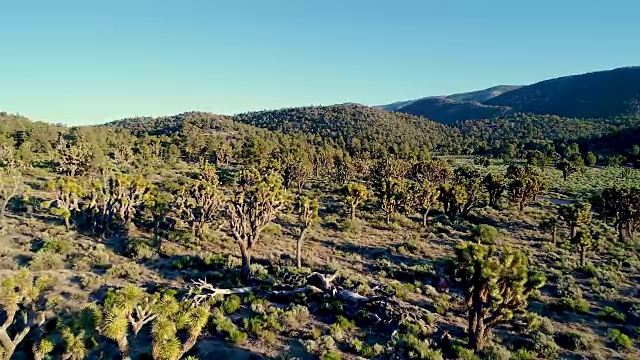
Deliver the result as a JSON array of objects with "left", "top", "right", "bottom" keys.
[{"left": 1, "top": 0, "right": 638, "bottom": 125}]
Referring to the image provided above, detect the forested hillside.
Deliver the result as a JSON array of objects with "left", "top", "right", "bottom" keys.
[{"left": 233, "top": 104, "right": 459, "bottom": 156}]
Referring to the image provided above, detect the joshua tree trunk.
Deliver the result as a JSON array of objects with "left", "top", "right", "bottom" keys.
[
  {"left": 153, "top": 222, "right": 161, "bottom": 253},
  {"left": 296, "top": 231, "right": 305, "bottom": 268},
  {"left": 240, "top": 243, "right": 251, "bottom": 281},
  {"left": 469, "top": 317, "right": 487, "bottom": 352},
  {"left": 580, "top": 245, "right": 586, "bottom": 267},
  {"left": 519, "top": 200, "right": 524, "bottom": 212},
  {"left": 570, "top": 225, "right": 577, "bottom": 239},
  {"left": 0, "top": 199, "right": 9, "bottom": 219},
  {"left": 350, "top": 205, "right": 356, "bottom": 221},
  {"left": 117, "top": 336, "right": 130, "bottom": 360},
  {"left": 551, "top": 227, "right": 557, "bottom": 245},
  {"left": 422, "top": 211, "right": 429, "bottom": 227}
]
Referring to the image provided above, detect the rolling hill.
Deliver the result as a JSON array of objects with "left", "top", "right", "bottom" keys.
[
  {"left": 379, "top": 85, "right": 519, "bottom": 113},
  {"left": 386, "top": 98, "right": 511, "bottom": 125},
  {"left": 383, "top": 67, "right": 640, "bottom": 124},
  {"left": 485, "top": 66, "right": 640, "bottom": 119}
]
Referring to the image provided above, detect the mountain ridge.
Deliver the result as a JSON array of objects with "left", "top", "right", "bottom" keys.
[{"left": 382, "top": 66, "right": 640, "bottom": 124}]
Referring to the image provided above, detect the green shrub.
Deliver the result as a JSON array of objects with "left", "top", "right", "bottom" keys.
[
  {"left": 350, "top": 338, "right": 385, "bottom": 358},
  {"left": 578, "top": 263, "right": 598, "bottom": 276},
  {"left": 125, "top": 239, "right": 156, "bottom": 260},
  {"left": 394, "top": 333, "right": 443, "bottom": 360},
  {"left": 222, "top": 295, "right": 242, "bottom": 314},
  {"left": 171, "top": 255, "right": 200, "bottom": 270},
  {"left": 556, "top": 331, "right": 596, "bottom": 351},
  {"left": 79, "top": 274, "right": 103, "bottom": 291},
  {"left": 228, "top": 329, "right": 247, "bottom": 344},
  {"left": 282, "top": 305, "right": 310, "bottom": 329},
  {"left": 72, "top": 259, "right": 90, "bottom": 272},
  {"left": 610, "top": 329, "right": 632, "bottom": 349},
  {"left": 41, "top": 237, "right": 72, "bottom": 255},
  {"left": 29, "top": 251, "right": 65, "bottom": 270},
  {"left": 250, "top": 263, "right": 269, "bottom": 279},
  {"left": 532, "top": 332, "right": 559, "bottom": 359},
  {"left": 433, "top": 293, "right": 451, "bottom": 315},
  {"left": 511, "top": 348, "right": 535, "bottom": 360},
  {"left": 599, "top": 306, "right": 626, "bottom": 323},
  {"left": 485, "top": 344, "right": 512, "bottom": 360},
  {"left": 452, "top": 345, "right": 480, "bottom": 360},
  {"left": 321, "top": 351, "right": 342, "bottom": 360},
  {"left": 556, "top": 275, "right": 582, "bottom": 300},
  {"left": 575, "top": 298, "right": 590, "bottom": 313},
  {"left": 106, "top": 262, "right": 142, "bottom": 280},
  {"left": 471, "top": 224, "right": 501, "bottom": 245},
  {"left": 339, "top": 219, "right": 363, "bottom": 233}
]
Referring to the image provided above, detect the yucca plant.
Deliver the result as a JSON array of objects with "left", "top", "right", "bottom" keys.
[
  {"left": 32, "top": 338, "right": 55, "bottom": 360},
  {"left": 0, "top": 269, "right": 53, "bottom": 360}
]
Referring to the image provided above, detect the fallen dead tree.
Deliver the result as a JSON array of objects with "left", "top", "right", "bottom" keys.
[{"left": 187, "top": 271, "right": 395, "bottom": 309}]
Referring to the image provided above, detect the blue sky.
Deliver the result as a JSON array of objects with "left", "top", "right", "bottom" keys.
[{"left": 0, "top": 0, "right": 638, "bottom": 125}]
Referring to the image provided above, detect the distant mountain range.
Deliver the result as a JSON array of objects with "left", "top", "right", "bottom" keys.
[
  {"left": 380, "top": 85, "right": 521, "bottom": 113},
  {"left": 379, "top": 67, "right": 640, "bottom": 124}
]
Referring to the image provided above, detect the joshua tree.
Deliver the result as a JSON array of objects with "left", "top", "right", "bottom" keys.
[
  {"left": 101, "top": 285, "right": 177, "bottom": 360},
  {"left": 411, "top": 158, "right": 453, "bottom": 184},
  {"left": 601, "top": 186, "right": 640, "bottom": 241},
  {"left": 379, "top": 178, "right": 405, "bottom": 223},
  {"left": 145, "top": 192, "right": 173, "bottom": 252},
  {"left": 294, "top": 195, "right": 319, "bottom": 268},
  {"left": 343, "top": 182, "right": 368, "bottom": 221},
  {"left": 32, "top": 338, "right": 55, "bottom": 360},
  {"left": 98, "top": 174, "right": 155, "bottom": 231},
  {"left": 540, "top": 217, "right": 559, "bottom": 245},
  {"left": 278, "top": 144, "right": 314, "bottom": 191},
  {"left": 455, "top": 244, "right": 546, "bottom": 352},
  {"left": 506, "top": 165, "right": 545, "bottom": 211},
  {"left": 151, "top": 304, "right": 209, "bottom": 360},
  {"left": 0, "top": 270, "right": 53, "bottom": 360},
  {"left": 556, "top": 154, "right": 584, "bottom": 181},
  {"left": 572, "top": 230, "right": 593, "bottom": 267},
  {"left": 439, "top": 183, "right": 468, "bottom": 219},
  {"left": 55, "top": 305, "right": 102, "bottom": 360},
  {"left": 43, "top": 177, "right": 84, "bottom": 229},
  {"left": 483, "top": 173, "right": 506, "bottom": 209},
  {"left": 558, "top": 203, "right": 591, "bottom": 239},
  {"left": 56, "top": 135, "right": 91, "bottom": 177},
  {"left": 189, "top": 180, "right": 224, "bottom": 237},
  {"left": 60, "top": 327, "right": 87, "bottom": 360},
  {"left": 453, "top": 166, "right": 486, "bottom": 216},
  {"left": 410, "top": 179, "right": 439, "bottom": 227},
  {"left": 0, "top": 168, "right": 21, "bottom": 227},
  {"left": 228, "top": 168, "right": 287, "bottom": 280}
]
